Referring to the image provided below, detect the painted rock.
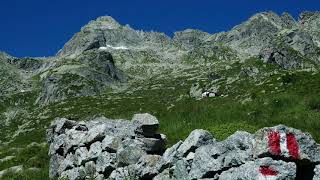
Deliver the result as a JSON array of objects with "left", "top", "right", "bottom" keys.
[{"left": 253, "top": 125, "right": 320, "bottom": 163}]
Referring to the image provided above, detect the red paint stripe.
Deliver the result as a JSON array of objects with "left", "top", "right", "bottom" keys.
[
  {"left": 259, "top": 166, "right": 279, "bottom": 176},
  {"left": 268, "top": 131, "right": 281, "bottom": 155},
  {"left": 286, "top": 133, "right": 299, "bottom": 159}
]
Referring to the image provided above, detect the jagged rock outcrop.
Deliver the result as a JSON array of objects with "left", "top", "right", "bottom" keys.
[
  {"left": 47, "top": 114, "right": 320, "bottom": 180},
  {"left": 36, "top": 49, "right": 126, "bottom": 104},
  {"left": 173, "top": 29, "right": 210, "bottom": 49}
]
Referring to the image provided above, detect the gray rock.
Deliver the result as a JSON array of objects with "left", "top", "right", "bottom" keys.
[
  {"left": 189, "top": 131, "right": 253, "bottom": 179},
  {"left": 96, "top": 151, "right": 116, "bottom": 174},
  {"left": 88, "top": 141, "right": 102, "bottom": 160},
  {"left": 189, "top": 83, "right": 203, "bottom": 99},
  {"left": 64, "top": 129, "right": 87, "bottom": 154},
  {"left": 108, "top": 166, "right": 136, "bottom": 180},
  {"left": 173, "top": 29, "right": 210, "bottom": 49},
  {"left": 253, "top": 125, "right": 320, "bottom": 163},
  {"left": 49, "top": 154, "right": 63, "bottom": 178},
  {"left": 117, "top": 144, "right": 147, "bottom": 166},
  {"left": 58, "top": 153, "right": 75, "bottom": 174},
  {"left": 37, "top": 50, "right": 126, "bottom": 105},
  {"left": 137, "top": 137, "right": 166, "bottom": 154},
  {"left": 185, "top": 152, "right": 195, "bottom": 162},
  {"left": 314, "top": 165, "right": 320, "bottom": 180},
  {"left": 84, "top": 161, "right": 96, "bottom": 176},
  {"left": 157, "top": 141, "right": 183, "bottom": 171},
  {"left": 74, "top": 147, "right": 89, "bottom": 166},
  {"left": 134, "top": 154, "right": 161, "bottom": 179},
  {"left": 132, "top": 113, "right": 159, "bottom": 137},
  {"left": 101, "top": 135, "right": 121, "bottom": 152},
  {"left": 172, "top": 159, "right": 191, "bottom": 180},
  {"left": 48, "top": 134, "right": 66, "bottom": 155},
  {"left": 60, "top": 166, "right": 86, "bottom": 180},
  {"left": 85, "top": 124, "right": 107, "bottom": 144},
  {"left": 153, "top": 169, "right": 171, "bottom": 180},
  {"left": 51, "top": 118, "right": 77, "bottom": 134},
  {"left": 259, "top": 37, "right": 316, "bottom": 69},
  {"left": 177, "top": 129, "right": 215, "bottom": 156},
  {"left": 219, "top": 157, "right": 296, "bottom": 180}
]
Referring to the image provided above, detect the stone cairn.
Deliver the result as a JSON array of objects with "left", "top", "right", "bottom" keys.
[{"left": 47, "top": 113, "right": 320, "bottom": 180}]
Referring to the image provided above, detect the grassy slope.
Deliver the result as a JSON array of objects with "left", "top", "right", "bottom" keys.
[{"left": 1, "top": 59, "right": 320, "bottom": 179}]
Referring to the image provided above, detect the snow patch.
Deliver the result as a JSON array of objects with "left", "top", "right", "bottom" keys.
[{"left": 99, "top": 44, "right": 129, "bottom": 50}]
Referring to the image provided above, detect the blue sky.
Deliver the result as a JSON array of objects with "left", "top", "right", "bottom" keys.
[{"left": 1, "top": 0, "right": 320, "bottom": 57}]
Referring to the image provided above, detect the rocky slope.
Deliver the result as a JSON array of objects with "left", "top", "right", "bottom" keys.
[{"left": 1, "top": 11, "right": 320, "bottom": 179}]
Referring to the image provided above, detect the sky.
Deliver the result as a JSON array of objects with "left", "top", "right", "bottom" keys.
[{"left": 0, "top": 0, "right": 320, "bottom": 57}]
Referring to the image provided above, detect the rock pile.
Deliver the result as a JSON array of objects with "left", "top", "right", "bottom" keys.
[{"left": 47, "top": 114, "right": 320, "bottom": 180}]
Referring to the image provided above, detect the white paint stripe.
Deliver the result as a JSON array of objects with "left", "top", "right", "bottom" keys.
[
  {"left": 280, "top": 132, "right": 289, "bottom": 157},
  {"left": 258, "top": 174, "right": 278, "bottom": 180}
]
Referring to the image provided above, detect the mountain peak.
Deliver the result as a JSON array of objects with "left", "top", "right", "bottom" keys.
[
  {"left": 81, "top": 15, "right": 121, "bottom": 31},
  {"left": 0, "top": 51, "right": 12, "bottom": 60}
]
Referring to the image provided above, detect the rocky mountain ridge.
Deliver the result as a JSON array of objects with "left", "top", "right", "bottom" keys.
[
  {"left": 58, "top": 11, "right": 320, "bottom": 69},
  {"left": 1, "top": 11, "right": 319, "bottom": 105}
]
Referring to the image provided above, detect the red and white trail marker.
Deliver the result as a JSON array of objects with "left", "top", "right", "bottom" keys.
[
  {"left": 258, "top": 166, "right": 279, "bottom": 180},
  {"left": 267, "top": 130, "right": 299, "bottom": 159}
]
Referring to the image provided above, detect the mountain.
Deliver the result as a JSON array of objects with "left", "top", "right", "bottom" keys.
[{"left": 0, "top": 11, "right": 320, "bottom": 179}]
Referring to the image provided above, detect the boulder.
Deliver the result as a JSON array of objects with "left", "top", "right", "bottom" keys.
[
  {"left": 172, "top": 159, "right": 191, "bottom": 180},
  {"left": 219, "top": 157, "right": 296, "bottom": 180},
  {"left": 84, "top": 124, "right": 107, "bottom": 144},
  {"left": 84, "top": 161, "right": 96, "bottom": 176},
  {"left": 88, "top": 141, "right": 102, "bottom": 160},
  {"left": 190, "top": 131, "right": 254, "bottom": 179},
  {"left": 134, "top": 154, "right": 161, "bottom": 179},
  {"left": 177, "top": 129, "right": 215, "bottom": 156},
  {"left": 109, "top": 166, "right": 135, "bottom": 180},
  {"left": 51, "top": 118, "right": 77, "bottom": 134},
  {"left": 117, "top": 145, "right": 147, "bottom": 166},
  {"left": 74, "top": 147, "right": 89, "bottom": 166},
  {"left": 157, "top": 141, "right": 183, "bottom": 171},
  {"left": 64, "top": 129, "right": 87, "bottom": 154},
  {"left": 48, "top": 134, "right": 66, "bottom": 155},
  {"left": 132, "top": 113, "right": 159, "bottom": 137},
  {"left": 101, "top": 135, "right": 121, "bottom": 153},
  {"left": 96, "top": 152, "right": 116, "bottom": 175},
  {"left": 58, "top": 153, "right": 75, "bottom": 174},
  {"left": 253, "top": 125, "right": 320, "bottom": 163},
  {"left": 137, "top": 137, "right": 166, "bottom": 154}
]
